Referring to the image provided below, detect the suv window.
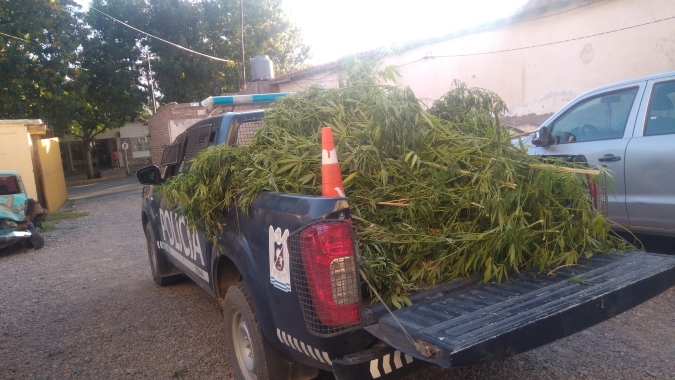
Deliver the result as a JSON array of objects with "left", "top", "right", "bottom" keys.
[
  {"left": 645, "top": 80, "right": 675, "bottom": 136},
  {"left": 550, "top": 87, "right": 638, "bottom": 144}
]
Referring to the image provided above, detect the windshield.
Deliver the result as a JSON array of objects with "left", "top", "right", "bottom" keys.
[{"left": 0, "top": 175, "right": 23, "bottom": 195}]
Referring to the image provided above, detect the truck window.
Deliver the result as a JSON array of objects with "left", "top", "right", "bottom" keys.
[
  {"left": 550, "top": 87, "right": 638, "bottom": 144},
  {"left": 161, "top": 132, "right": 188, "bottom": 178},
  {"left": 235, "top": 120, "right": 263, "bottom": 146},
  {"left": 179, "top": 123, "right": 219, "bottom": 172},
  {"left": 645, "top": 80, "right": 675, "bottom": 136}
]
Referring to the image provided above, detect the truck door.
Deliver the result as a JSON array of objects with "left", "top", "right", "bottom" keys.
[
  {"left": 624, "top": 77, "right": 675, "bottom": 231},
  {"left": 156, "top": 121, "right": 220, "bottom": 294},
  {"left": 528, "top": 84, "right": 644, "bottom": 226}
]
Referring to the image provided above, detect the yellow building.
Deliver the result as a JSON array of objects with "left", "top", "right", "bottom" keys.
[{"left": 0, "top": 119, "right": 66, "bottom": 212}]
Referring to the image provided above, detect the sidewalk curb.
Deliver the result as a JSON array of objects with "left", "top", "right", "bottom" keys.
[{"left": 66, "top": 174, "right": 130, "bottom": 187}]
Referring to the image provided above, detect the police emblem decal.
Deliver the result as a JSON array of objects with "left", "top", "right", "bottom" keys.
[{"left": 269, "top": 226, "right": 291, "bottom": 292}]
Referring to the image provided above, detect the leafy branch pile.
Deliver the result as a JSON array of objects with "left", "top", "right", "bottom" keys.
[{"left": 163, "top": 61, "right": 629, "bottom": 308}]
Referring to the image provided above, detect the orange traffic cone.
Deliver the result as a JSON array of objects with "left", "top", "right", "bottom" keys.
[{"left": 321, "top": 126, "right": 346, "bottom": 197}]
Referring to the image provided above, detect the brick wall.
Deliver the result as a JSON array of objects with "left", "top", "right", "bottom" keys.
[{"left": 148, "top": 103, "right": 208, "bottom": 165}]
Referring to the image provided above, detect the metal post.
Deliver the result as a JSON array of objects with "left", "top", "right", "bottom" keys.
[
  {"left": 147, "top": 51, "right": 157, "bottom": 114},
  {"left": 125, "top": 149, "right": 129, "bottom": 175},
  {"left": 240, "top": 0, "right": 246, "bottom": 90}
]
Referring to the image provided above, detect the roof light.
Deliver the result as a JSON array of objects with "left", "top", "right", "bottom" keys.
[{"left": 201, "top": 93, "right": 291, "bottom": 112}]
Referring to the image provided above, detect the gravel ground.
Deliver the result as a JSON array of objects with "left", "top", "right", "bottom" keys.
[{"left": 0, "top": 180, "right": 673, "bottom": 380}]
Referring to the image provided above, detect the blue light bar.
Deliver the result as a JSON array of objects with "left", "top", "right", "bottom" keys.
[{"left": 201, "top": 93, "right": 291, "bottom": 111}]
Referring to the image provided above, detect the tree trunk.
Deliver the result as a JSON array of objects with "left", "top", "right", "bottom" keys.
[{"left": 83, "top": 136, "right": 95, "bottom": 178}]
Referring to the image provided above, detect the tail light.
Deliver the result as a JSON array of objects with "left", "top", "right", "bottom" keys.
[
  {"left": 587, "top": 174, "right": 606, "bottom": 214},
  {"left": 290, "top": 220, "right": 361, "bottom": 336}
]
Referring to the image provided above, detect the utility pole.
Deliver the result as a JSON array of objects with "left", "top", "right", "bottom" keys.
[
  {"left": 240, "top": 0, "right": 246, "bottom": 90},
  {"left": 147, "top": 50, "right": 157, "bottom": 114}
]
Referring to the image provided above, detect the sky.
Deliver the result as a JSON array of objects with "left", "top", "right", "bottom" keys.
[
  {"left": 282, "top": 0, "right": 529, "bottom": 64},
  {"left": 74, "top": 0, "right": 529, "bottom": 65}
]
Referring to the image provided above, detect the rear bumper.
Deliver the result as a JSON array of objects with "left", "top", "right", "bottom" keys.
[
  {"left": 332, "top": 343, "right": 428, "bottom": 380},
  {"left": 0, "top": 230, "right": 31, "bottom": 248}
]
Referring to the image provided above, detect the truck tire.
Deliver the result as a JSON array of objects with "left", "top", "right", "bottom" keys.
[
  {"left": 224, "top": 282, "right": 313, "bottom": 380},
  {"left": 144, "top": 224, "right": 181, "bottom": 286}
]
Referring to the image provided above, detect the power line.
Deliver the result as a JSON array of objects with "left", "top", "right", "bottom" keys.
[
  {"left": 90, "top": 6, "right": 235, "bottom": 63},
  {"left": 400, "top": 15, "right": 675, "bottom": 66},
  {"left": 0, "top": 31, "right": 31, "bottom": 42}
]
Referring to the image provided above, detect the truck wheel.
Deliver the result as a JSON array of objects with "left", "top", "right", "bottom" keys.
[
  {"left": 224, "top": 282, "right": 272, "bottom": 380},
  {"left": 144, "top": 224, "right": 181, "bottom": 286},
  {"left": 224, "top": 282, "right": 300, "bottom": 380},
  {"left": 28, "top": 224, "right": 45, "bottom": 250}
]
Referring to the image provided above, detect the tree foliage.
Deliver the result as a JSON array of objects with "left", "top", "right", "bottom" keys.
[
  {"left": 0, "top": 0, "right": 81, "bottom": 123},
  {"left": 2, "top": 0, "right": 308, "bottom": 176},
  {"left": 64, "top": 0, "right": 147, "bottom": 176},
  {"left": 1, "top": 0, "right": 309, "bottom": 131},
  {"left": 144, "top": 0, "right": 309, "bottom": 103}
]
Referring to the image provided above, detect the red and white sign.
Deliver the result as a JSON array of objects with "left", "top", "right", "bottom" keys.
[{"left": 121, "top": 142, "right": 129, "bottom": 150}]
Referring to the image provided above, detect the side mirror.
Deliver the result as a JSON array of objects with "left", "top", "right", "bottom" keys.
[
  {"left": 136, "top": 165, "right": 163, "bottom": 185},
  {"left": 533, "top": 126, "right": 551, "bottom": 146}
]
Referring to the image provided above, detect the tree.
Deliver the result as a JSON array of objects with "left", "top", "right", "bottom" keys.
[
  {"left": 236, "top": 0, "right": 309, "bottom": 75},
  {"left": 1, "top": 0, "right": 308, "bottom": 176},
  {"left": 0, "top": 0, "right": 81, "bottom": 123},
  {"left": 66, "top": 0, "right": 146, "bottom": 177},
  {"left": 144, "top": 0, "right": 309, "bottom": 103}
]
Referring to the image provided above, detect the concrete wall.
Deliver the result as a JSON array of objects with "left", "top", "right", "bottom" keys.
[
  {"left": 277, "top": 0, "right": 675, "bottom": 132},
  {"left": 0, "top": 123, "right": 39, "bottom": 199},
  {"left": 240, "top": 80, "right": 280, "bottom": 95},
  {"left": 386, "top": 0, "right": 675, "bottom": 131}
]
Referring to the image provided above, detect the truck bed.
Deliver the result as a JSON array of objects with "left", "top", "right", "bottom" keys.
[{"left": 364, "top": 251, "right": 675, "bottom": 368}]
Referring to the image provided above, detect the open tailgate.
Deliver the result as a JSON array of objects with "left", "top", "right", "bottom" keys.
[{"left": 365, "top": 252, "right": 675, "bottom": 368}]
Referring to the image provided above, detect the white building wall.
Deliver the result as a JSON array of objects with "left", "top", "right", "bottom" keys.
[
  {"left": 168, "top": 118, "right": 204, "bottom": 143},
  {"left": 120, "top": 122, "right": 150, "bottom": 159},
  {"left": 278, "top": 0, "right": 675, "bottom": 132},
  {"left": 381, "top": 0, "right": 675, "bottom": 130},
  {"left": 119, "top": 122, "right": 148, "bottom": 138}
]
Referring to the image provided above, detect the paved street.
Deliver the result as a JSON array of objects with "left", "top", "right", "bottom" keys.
[
  {"left": 66, "top": 175, "right": 143, "bottom": 200},
  {"left": 0, "top": 179, "right": 673, "bottom": 379}
]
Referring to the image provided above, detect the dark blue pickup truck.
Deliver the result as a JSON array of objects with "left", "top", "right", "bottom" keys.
[{"left": 137, "top": 95, "right": 675, "bottom": 380}]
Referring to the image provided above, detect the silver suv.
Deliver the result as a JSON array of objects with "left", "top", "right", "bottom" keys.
[{"left": 520, "top": 71, "right": 675, "bottom": 237}]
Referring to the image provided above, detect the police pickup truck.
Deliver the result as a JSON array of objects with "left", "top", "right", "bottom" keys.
[{"left": 137, "top": 94, "right": 675, "bottom": 380}]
